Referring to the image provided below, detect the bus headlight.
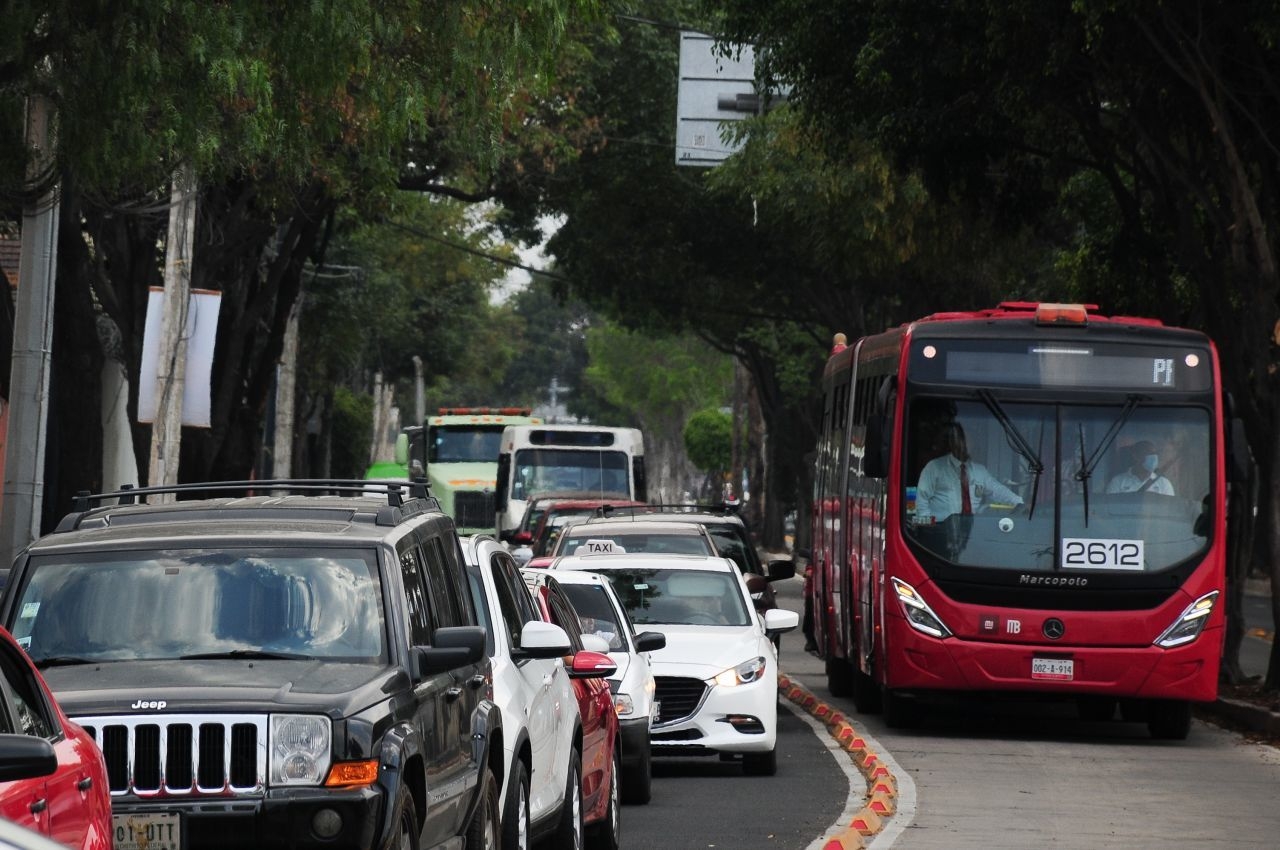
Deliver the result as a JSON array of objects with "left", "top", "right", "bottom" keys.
[
  {"left": 1154, "top": 591, "right": 1218, "bottom": 648},
  {"left": 892, "top": 578, "right": 953, "bottom": 639}
]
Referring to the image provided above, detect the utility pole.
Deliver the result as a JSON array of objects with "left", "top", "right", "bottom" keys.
[
  {"left": 146, "top": 166, "right": 197, "bottom": 503},
  {"left": 370, "top": 372, "right": 385, "bottom": 467},
  {"left": 272, "top": 300, "right": 300, "bottom": 480},
  {"left": 0, "top": 94, "right": 59, "bottom": 567},
  {"left": 412, "top": 355, "right": 425, "bottom": 425}
]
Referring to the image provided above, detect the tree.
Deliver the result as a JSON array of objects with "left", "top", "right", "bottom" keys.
[
  {"left": 684, "top": 407, "right": 732, "bottom": 498},
  {"left": 1, "top": 0, "right": 601, "bottom": 526}
]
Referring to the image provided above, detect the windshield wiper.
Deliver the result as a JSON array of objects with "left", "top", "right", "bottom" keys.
[
  {"left": 179, "top": 649, "right": 314, "bottom": 661},
  {"left": 976, "top": 389, "right": 1045, "bottom": 514},
  {"left": 33, "top": 656, "right": 99, "bottom": 669},
  {"left": 1073, "top": 394, "right": 1143, "bottom": 525}
]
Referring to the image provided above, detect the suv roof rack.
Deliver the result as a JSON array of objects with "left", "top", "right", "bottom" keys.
[
  {"left": 592, "top": 502, "right": 740, "bottom": 519},
  {"left": 58, "top": 479, "right": 439, "bottom": 532}
]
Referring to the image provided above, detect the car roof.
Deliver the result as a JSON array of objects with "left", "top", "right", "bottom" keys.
[
  {"left": 559, "top": 518, "right": 710, "bottom": 536},
  {"left": 534, "top": 567, "right": 610, "bottom": 586},
  {"left": 29, "top": 483, "right": 444, "bottom": 553},
  {"left": 551, "top": 553, "right": 735, "bottom": 573}
]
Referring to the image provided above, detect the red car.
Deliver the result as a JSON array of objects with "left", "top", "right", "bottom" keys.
[
  {"left": 0, "top": 627, "right": 111, "bottom": 850},
  {"left": 523, "top": 570, "right": 622, "bottom": 850}
]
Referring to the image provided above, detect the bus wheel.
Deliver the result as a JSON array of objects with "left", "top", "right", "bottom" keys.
[
  {"left": 1076, "top": 696, "right": 1117, "bottom": 723},
  {"left": 882, "top": 688, "right": 918, "bottom": 729},
  {"left": 1147, "top": 700, "right": 1192, "bottom": 740},
  {"left": 852, "top": 668, "right": 882, "bottom": 714},
  {"left": 825, "top": 657, "right": 853, "bottom": 698}
]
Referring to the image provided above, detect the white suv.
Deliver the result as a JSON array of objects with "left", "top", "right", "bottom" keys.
[
  {"left": 552, "top": 551, "right": 798, "bottom": 775},
  {"left": 462, "top": 535, "right": 614, "bottom": 849},
  {"left": 526, "top": 567, "right": 666, "bottom": 804}
]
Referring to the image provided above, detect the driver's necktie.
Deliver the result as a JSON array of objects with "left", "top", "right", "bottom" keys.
[{"left": 960, "top": 463, "right": 973, "bottom": 515}]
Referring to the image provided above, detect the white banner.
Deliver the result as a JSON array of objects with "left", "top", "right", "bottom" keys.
[{"left": 137, "top": 287, "right": 221, "bottom": 427}]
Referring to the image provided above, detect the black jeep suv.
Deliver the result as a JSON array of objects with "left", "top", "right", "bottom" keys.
[{"left": 0, "top": 480, "right": 503, "bottom": 850}]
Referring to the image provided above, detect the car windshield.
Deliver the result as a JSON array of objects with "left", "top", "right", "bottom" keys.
[
  {"left": 593, "top": 568, "right": 751, "bottom": 627},
  {"left": 10, "top": 549, "right": 387, "bottom": 664},
  {"left": 557, "top": 583, "right": 634, "bottom": 652},
  {"left": 902, "top": 397, "right": 1212, "bottom": 572},
  {"left": 557, "top": 532, "right": 713, "bottom": 557}
]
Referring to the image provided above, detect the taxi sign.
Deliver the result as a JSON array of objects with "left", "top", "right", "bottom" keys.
[{"left": 574, "top": 539, "right": 627, "bottom": 556}]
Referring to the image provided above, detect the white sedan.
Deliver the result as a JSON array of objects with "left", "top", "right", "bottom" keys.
[{"left": 549, "top": 550, "right": 798, "bottom": 775}]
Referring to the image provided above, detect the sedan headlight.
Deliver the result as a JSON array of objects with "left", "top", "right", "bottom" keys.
[
  {"left": 1154, "top": 591, "right": 1218, "bottom": 648},
  {"left": 270, "top": 715, "right": 332, "bottom": 786},
  {"left": 712, "top": 656, "right": 767, "bottom": 688}
]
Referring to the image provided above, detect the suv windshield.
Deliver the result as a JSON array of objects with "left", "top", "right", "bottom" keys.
[
  {"left": 902, "top": 397, "right": 1212, "bottom": 573},
  {"left": 12, "top": 549, "right": 387, "bottom": 664}
]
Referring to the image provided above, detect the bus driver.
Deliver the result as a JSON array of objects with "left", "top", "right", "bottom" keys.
[{"left": 916, "top": 422, "right": 1024, "bottom": 523}]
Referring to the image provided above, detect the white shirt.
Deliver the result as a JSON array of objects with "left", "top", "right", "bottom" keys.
[
  {"left": 916, "top": 454, "right": 1023, "bottom": 522},
  {"left": 1106, "top": 470, "right": 1174, "bottom": 496}
]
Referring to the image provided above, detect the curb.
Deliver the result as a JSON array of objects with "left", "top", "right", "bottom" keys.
[
  {"left": 1201, "top": 697, "right": 1280, "bottom": 737},
  {"left": 779, "top": 674, "right": 894, "bottom": 850}
]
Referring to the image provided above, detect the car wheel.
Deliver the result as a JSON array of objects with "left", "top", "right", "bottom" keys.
[
  {"left": 1147, "top": 699, "right": 1192, "bottom": 740},
  {"left": 502, "top": 759, "right": 531, "bottom": 850},
  {"left": 742, "top": 747, "right": 777, "bottom": 776},
  {"left": 465, "top": 767, "right": 500, "bottom": 850},
  {"left": 586, "top": 746, "right": 621, "bottom": 850},
  {"left": 390, "top": 785, "right": 420, "bottom": 850},
  {"left": 549, "top": 751, "right": 583, "bottom": 850},
  {"left": 620, "top": 739, "right": 651, "bottom": 805}
]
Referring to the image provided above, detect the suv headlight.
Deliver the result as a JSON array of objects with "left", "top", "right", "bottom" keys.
[
  {"left": 270, "top": 715, "right": 332, "bottom": 786},
  {"left": 712, "top": 656, "right": 767, "bottom": 687},
  {"left": 1154, "top": 591, "right": 1218, "bottom": 648}
]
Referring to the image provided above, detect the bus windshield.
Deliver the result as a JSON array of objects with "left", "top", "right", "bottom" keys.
[
  {"left": 901, "top": 396, "right": 1211, "bottom": 573},
  {"left": 512, "top": 449, "right": 630, "bottom": 500},
  {"left": 428, "top": 425, "right": 505, "bottom": 463}
]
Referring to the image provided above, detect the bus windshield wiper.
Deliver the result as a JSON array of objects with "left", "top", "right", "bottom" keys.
[
  {"left": 1074, "top": 394, "right": 1143, "bottom": 525},
  {"left": 179, "top": 649, "right": 314, "bottom": 661},
  {"left": 976, "top": 389, "right": 1045, "bottom": 515}
]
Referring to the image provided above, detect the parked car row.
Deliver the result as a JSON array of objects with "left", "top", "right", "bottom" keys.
[{"left": 0, "top": 480, "right": 626, "bottom": 850}]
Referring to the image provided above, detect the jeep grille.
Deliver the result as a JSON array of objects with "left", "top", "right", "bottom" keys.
[{"left": 78, "top": 714, "right": 267, "bottom": 797}]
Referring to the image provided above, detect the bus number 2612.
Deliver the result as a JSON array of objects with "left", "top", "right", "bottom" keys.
[{"left": 1061, "top": 538, "right": 1144, "bottom": 570}]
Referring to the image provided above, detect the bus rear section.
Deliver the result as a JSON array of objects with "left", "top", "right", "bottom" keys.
[
  {"left": 425, "top": 407, "right": 541, "bottom": 534},
  {"left": 495, "top": 425, "right": 646, "bottom": 541},
  {"left": 811, "top": 302, "right": 1228, "bottom": 739}
]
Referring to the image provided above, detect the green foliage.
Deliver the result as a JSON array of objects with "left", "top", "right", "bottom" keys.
[
  {"left": 583, "top": 323, "right": 733, "bottom": 428},
  {"left": 330, "top": 386, "right": 374, "bottom": 479},
  {"left": 684, "top": 408, "right": 732, "bottom": 474}
]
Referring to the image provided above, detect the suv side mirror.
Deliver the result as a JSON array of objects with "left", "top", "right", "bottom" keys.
[
  {"left": 513, "top": 621, "right": 571, "bottom": 660},
  {"left": 414, "top": 626, "right": 486, "bottom": 676},
  {"left": 633, "top": 631, "right": 666, "bottom": 653},
  {"left": 766, "top": 559, "right": 796, "bottom": 581}
]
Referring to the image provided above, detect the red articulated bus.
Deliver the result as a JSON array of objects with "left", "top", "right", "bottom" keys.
[{"left": 808, "top": 302, "right": 1228, "bottom": 739}]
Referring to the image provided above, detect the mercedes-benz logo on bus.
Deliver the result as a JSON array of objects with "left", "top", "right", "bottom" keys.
[{"left": 1043, "top": 618, "right": 1066, "bottom": 640}]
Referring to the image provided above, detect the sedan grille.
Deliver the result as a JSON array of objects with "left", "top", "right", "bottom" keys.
[
  {"left": 77, "top": 714, "right": 267, "bottom": 798},
  {"left": 455, "top": 491, "right": 496, "bottom": 529},
  {"left": 654, "top": 676, "right": 708, "bottom": 726}
]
